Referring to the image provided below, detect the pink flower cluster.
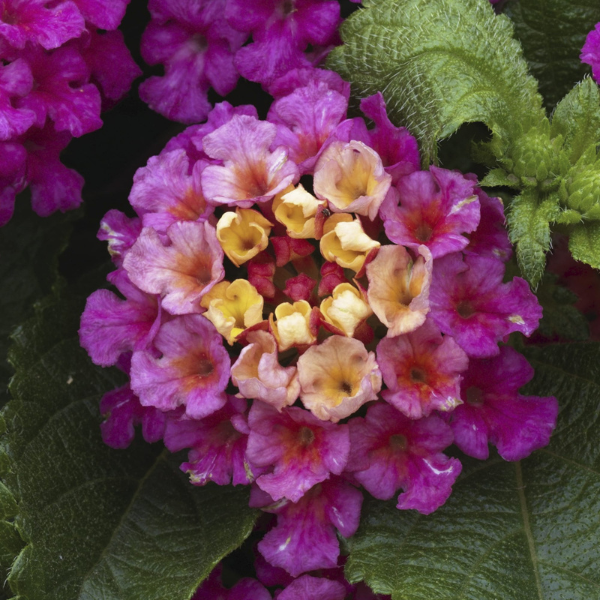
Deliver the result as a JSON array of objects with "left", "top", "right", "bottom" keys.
[
  {"left": 582, "top": 22, "right": 600, "bottom": 83},
  {"left": 0, "top": 0, "right": 141, "bottom": 226},
  {"left": 139, "top": 0, "right": 341, "bottom": 123},
  {"left": 80, "top": 67, "right": 558, "bottom": 583},
  {"left": 192, "top": 561, "right": 389, "bottom": 600}
]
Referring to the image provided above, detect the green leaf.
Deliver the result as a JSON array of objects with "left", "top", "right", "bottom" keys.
[
  {"left": 327, "top": 0, "right": 545, "bottom": 165},
  {"left": 479, "top": 168, "right": 520, "bottom": 188},
  {"left": 534, "top": 273, "right": 590, "bottom": 341},
  {"left": 346, "top": 342, "right": 600, "bottom": 599},
  {"left": 1, "top": 285, "right": 257, "bottom": 600},
  {"left": 568, "top": 221, "right": 600, "bottom": 269},
  {"left": 0, "top": 200, "right": 75, "bottom": 407},
  {"left": 505, "top": 0, "right": 600, "bottom": 110},
  {"left": 551, "top": 77, "right": 600, "bottom": 165},
  {"left": 507, "top": 193, "right": 560, "bottom": 288}
]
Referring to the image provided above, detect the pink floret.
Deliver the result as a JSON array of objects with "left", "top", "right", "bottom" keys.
[
  {"left": 129, "top": 149, "right": 213, "bottom": 233},
  {"left": 0, "top": 141, "right": 27, "bottom": 225},
  {"left": 377, "top": 318, "right": 468, "bottom": 419},
  {"left": 192, "top": 566, "right": 272, "bottom": 600},
  {"left": 79, "top": 268, "right": 161, "bottom": 367},
  {"left": 201, "top": 115, "right": 299, "bottom": 207},
  {"left": 247, "top": 402, "right": 350, "bottom": 502},
  {"left": 71, "top": 0, "right": 129, "bottom": 30},
  {"left": 429, "top": 253, "right": 542, "bottom": 357},
  {"left": 382, "top": 166, "right": 480, "bottom": 258},
  {"left": 123, "top": 221, "right": 224, "bottom": 315},
  {"left": 359, "top": 92, "right": 420, "bottom": 184},
  {"left": 100, "top": 383, "right": 166, "bottom": 449},
  {"left": 267, "top": 71, "right": 349, "bottom": 173},
  {"left": 446, "top": 346, "right": 559, "bottom": 461},
  {"left": 581, "top": 22, "right": 600, "bottom": 82},
  {"left": 253, "top": 478, "right": 362, "bottom": 577},
  {"left": 348, "top": 403, "right": 462, "bottom": 514},
  {"left": 463, "top": 187, "right": 512, "bottom": 262},
  {"left": 130, "top": 314, "right": 230, "bottom": 419},
  {"left": 164, "top": 396, "right": 255, "bottom": 486}
]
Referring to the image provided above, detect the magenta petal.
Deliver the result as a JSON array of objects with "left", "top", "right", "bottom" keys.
[
  {"left": 100, "top": 383, "right": 165, "bottom": 449},
  {"left": 97, "top": 209, "right": 142, "bottom": 267},
  {"left": 279, "top": 575, "right": 346, "bottom": 600},
  {"left": 130, "top": 314, "right": 230, "bottom": 419},
  {"left": 81, "top": 29, "right": 141, "bottom": 102},
  {"left": 269, "top": 67, "right": 350, "bottom": 100},
  {"left": 0, "top": 0, "right": 85, "bottom": 50},
  {"left": 24, "top": 124, "right": 84, "bottom": 217},
  {"left": 463, "top": 187, "right": 512, "bottom": 261},
  {"left": 18, "top": 45, "right": 102, "bottom": 137},
  {"left": 247, "top": 402, "right": 350, "bottom": 502},
  {"left": 581, "top": 23, "right": 600, "bottom": 82},
  {"left": 0, "top": 59, "right": 36, "bottom": 139},
  {"left": 227, "top": 579, "right": 272, "bottom": 600},
  {"left": 0, "top": 141, "right": 27, "bottom": 226},
  {"left": 72, "top": 0, "right": 128, "bottom": 30},
  {"left": 267, "top": 77, "right": 349, "bottom": 173},
  {"left": 377, "top": 318, "right": 468, "bottom": 419}
]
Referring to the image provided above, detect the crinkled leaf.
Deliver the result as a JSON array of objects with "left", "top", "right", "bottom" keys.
[
  {"left": 569, "top": 221, "right": 600, "bottom": 270},
  {"left": 345, "top": 342, "right": 600, "bottom": 599},
  {"left": 0, "top": 200, "right": 75, "bottom": 407},
  {"left": 479, "top": 168, "right": 520, "bottom": 189},
  {"left": 551, "top": 77, "right": 600, "bottom": 165},
  {"left": 507, "top": 193, "right": 560, "bottom": 289},
  {"left": 505, "top": 0, "right": 600, "bottom": 110},
  {"left": 0, "top": 285, "right": 257, "bottom": 600},
  {"left": 327, "top": 0, "right": 545, "bottom": 165},
  {"left": 534, "top": 273, "right": 590, "bottom": 341}
]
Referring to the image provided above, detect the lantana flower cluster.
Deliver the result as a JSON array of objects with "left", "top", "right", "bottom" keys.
[
  {"left": 80, "top": 66, "right": 559, "bottom": 583},
  {"left": 0, "top": 0, "right": 140, "bottom": 226}
]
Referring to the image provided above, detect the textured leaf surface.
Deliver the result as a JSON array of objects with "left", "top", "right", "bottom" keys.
[
  {"left": 569, "top": 222, "right": 600, "bottom": 270},
  {"left": 551, "top": 77, "right": 600, "bottom": 165},
  {"left": 327, "top": 0, "right": 545, "bottom": 164},
  {"left": 0, "top": 286, "right": 257, "bottom": 600},
  {"left": 507, "top": 193, "right": 560, "bottom": 289},
  {"left": 505, "top": 0, "right": 600, "bottom": 110},
  {"left": 345, "top": 343, "right": 600, "bottom": 599},
  {"left": 0, "top": 201, "right": 75, "bottom": 407}
]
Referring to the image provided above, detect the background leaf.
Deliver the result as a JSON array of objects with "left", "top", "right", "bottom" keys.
[
  {"left": 327, "top": 0, "right": 545, "bottom": 165},
  {"left": 505, "top": 0, "right": 600, "bottom": 111},
  {"left": 568, "top": 222, "right": 600, "bottom": 270},
  {"left": 0, "top": 201, "right": 75, "bottom": 408},
  {"left": 345, "top": 342, "right": 600, "bottom": 599},
  {"left": 0, "top": 284, "right": 258, "bottom": 600}
]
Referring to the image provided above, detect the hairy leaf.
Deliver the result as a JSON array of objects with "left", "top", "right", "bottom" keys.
[
  {"left": 534, "top": 273, "right": 590, "bottom": 342},
  {"left": 507, "top": 193, "right": 560, "bottom": 289},
  {"left": 551, "top": 77, "right": 600, "bottom": 165},
  {"left": 505, "top": 0, "right": 600, "bottom": 110},
  {"left": 345, "top": 343, "right": 600, "bottom": 599},
  {"left": 569, "top": 221, "right": 600, "bottom": 270},
  {"left": 1, "top": 286, "right": 257, "bottom": 600},
  {"left": 0, "top": 200, "right": 75, "bottom": 407},
  {"left": 327, "top": 0, "right": 545, "bottom": 164}
]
